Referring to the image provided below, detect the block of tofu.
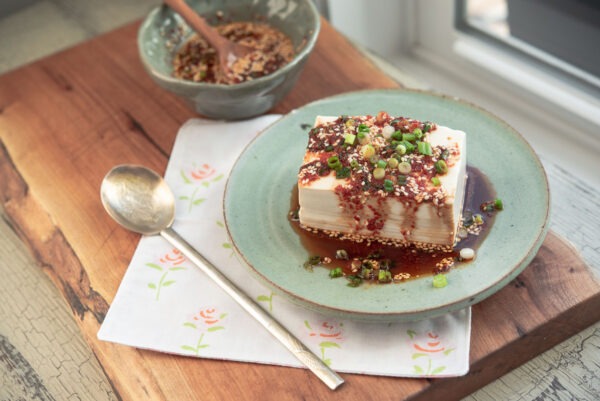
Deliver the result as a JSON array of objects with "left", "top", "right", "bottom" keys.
[{"left": 297, "top": 113, "right": 467, "bottom": 251}]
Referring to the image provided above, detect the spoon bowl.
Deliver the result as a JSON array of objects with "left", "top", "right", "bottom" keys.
[
  {"left": 100, "top": 164, "right": 344, "bottom": 390},
  {"left": 100, "top": 165, "right": 174, "bottom": 235}
]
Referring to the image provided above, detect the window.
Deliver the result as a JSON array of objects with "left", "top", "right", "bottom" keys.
[{"left": 457, "top": 0, "right": 600, "bottom": 90}]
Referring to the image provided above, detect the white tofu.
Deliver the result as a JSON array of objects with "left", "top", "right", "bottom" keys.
[{"left": 297, "top": 115, "right": 467, "bottom": 249}]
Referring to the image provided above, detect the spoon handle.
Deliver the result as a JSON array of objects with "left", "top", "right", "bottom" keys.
[{"left": 160, "top": 227, "right": 344, "bottom": 390}]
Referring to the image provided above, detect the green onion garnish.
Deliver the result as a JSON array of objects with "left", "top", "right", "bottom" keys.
[
  {"left": 378, "top": 270, "right": 392, "bottom": 283},
  {"left": 373, "top": 167, "right": 386, "bottom": 180},
  {"left": 412, "top": 128, "right": 423, "bottom": 139},
  {"left": 358, "top": 123, "right": 370, "bottom": 133},
  {"left": 435, "top": 160, "right": 448, "bottom": 174},
  {"left": 396, "top": 144, "right": 407, "bottom": 155},
  {"left": 376, "top": 159, "right": 387, "bottom": 169},
  {"left": 417, "top": 141, "right": 432, "bottom": 156},
  {"left": 391, "top": 130, "right": 403, "bottom": 141},
  {"left": 387, "top": 157, "right": 399, "bottom": 168},
  {"left": 423, "top": 122, "right": 432, "bottom": 133},
  {"left": 329, "top": 267, "right": 343, "bottom": 278},
  {"left": 402, "top": 133, "right": 416, "bottom": 142},
  {"left": 494, "top": 198, "right": 504, "bottom": 210},
  {"left": 402, "top": 140, "right": 415, "bottom": 153},
  {"left": 383, "top": 179, "right": 394, "bottom": 192},
  {"left": 327, "top": 155, "right": 342, "bottom": 170},
  {"left": 431, "top": 176, "right": 441, "bottom": 186},
  {"left": 398, "top": 161, "right": 411, "bottom": 174},
  {"left": 361, "top": 144, "right": 375, "bottom": 159},
  {"left": 344, "top": 133, "right": 356, "bottom": 145},
  {"left": 397, "top": 175, "right": 407, "bottom": 185},
  {"left": 432, "top": 274, "right": 447, "bottom": 288},
  {"left": 336, "top": 166, "right": 351, "bottom": 179},
  {"left": 350, "top": 159, "right": 360, "bottom": 169},
  {"left": 346, "top": 275, "right": 363, "bottom": 287}
]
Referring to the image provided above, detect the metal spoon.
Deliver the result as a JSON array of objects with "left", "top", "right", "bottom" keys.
[
  {"left": 100, "top": 164, "right": 344, "bottom": 390},
  {"left": 164, "top": 0, "right": 252, "bottom": 75}
]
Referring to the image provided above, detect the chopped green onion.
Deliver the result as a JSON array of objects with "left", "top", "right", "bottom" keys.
[
  {"left": 324, "top": 145, "right": 334, "bottom": 152},
  {"left": 431, "top": 176, "right": 441, "bottom": 186},
  {"left": 412, "top": 128, "right": 423, "bottom": 139},
  {"left": 396, "top": 144, "right": 407, "bottom": 155},
  {"left": 359, "top": 268, "right": 372, "bottom": 279},
  {"left": 402, "top": 140, "right": 415, "bottom": 153},
  {"left": 303, "top": 255, "right": 321, "bottom": 271},
  {"left": 387, "top": 157, "right": 399, "bottom": 168},
  {"left": 373, "top": 167, "right": 386, "bottom": 180},
  {"left": 398, "top": 161, "right": 411, "bottom": 174},
  {"left": 397, "top": 175, "right": 407, "bottom": 185},
  {"left": 361, "top": 144, "right": 375, "bottom": 159},
  {"left": 329, "top": 267, "right": 343, "bottom": 278},
  {"left": 376, "top": 159, "right": 387, "bottom": 169},
  {"left": 473, "top": 214, "right": 484, "bottom": 225},
  {"left": 402, "top": 133, "right": 416, "bottom": 142},
  {"left": 327, "top": 156, "right": 342, "bottom": 171},
  {"left": 344, "top": 133, "right": 356, "bottom": 145},
  {"left": 383, "top": 179, "right": 394, "bottom": 192},
  {"left": 346, "top": 275, "right": 363, "bottom": 287},
  {"left": 432, "top": 274, "right": 447, "bottom": 288},
  {"left": 417, "top": 141, "right": 433, "bottom": 156},
  {"left": 336, "top": 166, "right": 351, "bottom": 179},
  {"left": 435, "top": 160, "right": 448, "bottom": 174},
  {"left": 345, "top": 119, "right": 355, "bottom": 127},
  {"left": 378, "top": 270, "right": 392, "bottom": 283},
  {"left": 494, "top": 198, "right": 504, "bottom": 210},
  {"left": 358, "top": 123, "right": 370, "bottom": 133},
  {"left": 391, "top": 130, "right": 403, "bottom": 141},
  {"left": 350, "top": 159, "right": 360, "bottom": 169},
  {"left": 423, "top": 122, "right": 432, "bottom": 133}
]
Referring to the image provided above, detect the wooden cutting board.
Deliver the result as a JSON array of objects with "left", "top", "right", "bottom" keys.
[{"left": 0, "top": 19, "right": 599, "bottom": 401}]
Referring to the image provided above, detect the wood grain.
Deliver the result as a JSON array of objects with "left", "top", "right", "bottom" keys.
[{"left": 0, "top": 18, "right": 599, "bottom": 401}]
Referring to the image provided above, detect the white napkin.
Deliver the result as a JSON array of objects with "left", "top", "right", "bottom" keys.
[{"left": 98, "top": 115, "right": 471, "bottom": 377}]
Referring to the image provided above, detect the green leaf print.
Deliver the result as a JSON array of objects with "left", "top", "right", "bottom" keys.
[
  {"left": 319, "top": 342, "right": 341, "bottom": 349},
  {"left": 146, "top": 263, "right": 163, "bottom": 271},
  {"left": 431, "top": 366, "right": 446, "bottom": 375},
  {"left": 180, "top": 169, "right": 192, "bottom": 184},
  {"left": 413, "top": 365, "right": 424, "bottom": 374},
  {"left": 407, "top": 329, "right": 417, "bottom": 339},
  {"left": 148, "top": 283, "right": 156, "bottom": 289},
  {"left": 207, "top": 326, "right": 225, "bottom": 332},
  {"left": 183, "top": 322, "right": 197, "bottom": 329},
  {"left": 162, "top": 280, "right": 176, "bottom": 287},
  {"left": 181, "top": 345, "right": 197, "bottom": 353},
  {"left": 412, "top": 353, "right": 427, "bottom": 360}
]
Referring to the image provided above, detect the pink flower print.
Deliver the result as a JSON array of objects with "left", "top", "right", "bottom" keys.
[
  {"left": 412, "top": 332, "right": 446, "bottom": 353},
  {"left": 407, "top": 330, "right": 455, "bottom": 375},
  {"left": 145, "top": 248, "right": 187, "bottom": 300},
  {"left": 181, "top": 307, "right": 228, "bottom": 355},
  {"left": 304, "top": 320, "right": 344, "bottom": 366},
  {"left": 179, "top": 163, "right": 224, "bottom": 212},
  {"left": 191, "top": 164, "right": 216, "bottom": 181},
  {"left": 159, "top": 248, "right": 186, "bottom": 268},
  {"left": 307, "top": 321, "right": 344, "bottom": 340}
]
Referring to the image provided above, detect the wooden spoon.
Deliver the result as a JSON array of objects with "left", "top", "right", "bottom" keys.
[{"left": 164, "top": 0, "right": 252, "bottom": 75}]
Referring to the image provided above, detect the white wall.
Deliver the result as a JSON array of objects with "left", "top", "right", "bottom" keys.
[{"left": 327, "top": 0, "right": 412, "bottom": 57}]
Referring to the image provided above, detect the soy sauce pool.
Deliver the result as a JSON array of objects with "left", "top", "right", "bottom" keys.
[{"left": 289, "top": 166, "right": 499, "bottom": 284}]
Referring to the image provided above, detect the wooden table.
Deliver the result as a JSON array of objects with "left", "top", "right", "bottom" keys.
[{"left": 1, "top": 19, "right": 599, "bottom": 401}]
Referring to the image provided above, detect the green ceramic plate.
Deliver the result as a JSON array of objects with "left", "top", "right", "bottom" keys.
[{"left": 224, "top": 89, "right": 550, "bottom": 322}]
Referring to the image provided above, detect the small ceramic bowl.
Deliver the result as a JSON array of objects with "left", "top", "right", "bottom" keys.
[{"left": 137, "top": 0, "right": 320, "bottom": 120}]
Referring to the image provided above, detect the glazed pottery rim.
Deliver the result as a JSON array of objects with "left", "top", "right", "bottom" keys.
[{"left": 137, "top": 0, "right": 321, "bottom": 91}]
